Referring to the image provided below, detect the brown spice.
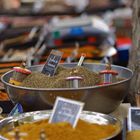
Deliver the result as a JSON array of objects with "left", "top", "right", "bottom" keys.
[{"left": 21, "top": 66, "right": 101, "bottom": 88}]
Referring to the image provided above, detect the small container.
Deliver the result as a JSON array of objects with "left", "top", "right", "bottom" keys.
[
  {"left": 65, "top": 76, "right": 83, "bottom": 88},
  {"left": 99, "top": 63, "right": 118, "bottom": 85},
  {"left": 99, "top": 70, "right": 118, "bottom": 84},
  {"left": 9, "top": 66, "right": 31, "bottom": 86}
]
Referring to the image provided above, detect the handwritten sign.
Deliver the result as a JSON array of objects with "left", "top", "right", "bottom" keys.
[
  {"left": 128, "top": 107, "right": 140, "bottom": 131},
  {"left": 42, "top": 50, "right": 63, "bottom": 76},
  {"left": 49, "top": 97, "right": 84, "bottom": 128}
]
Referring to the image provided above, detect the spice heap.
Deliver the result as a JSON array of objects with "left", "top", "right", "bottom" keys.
[
  {"left": 1, "top": 119, "right": 119, "bottom": 140},
  {"left": 21, "top": 66, "right": 101, "bottom": 88}
]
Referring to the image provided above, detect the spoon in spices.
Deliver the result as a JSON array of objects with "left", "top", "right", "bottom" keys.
[
  {"left": 65, "top": 53, "right": 86, "bottom": 88},
  {"left": 77, "top": 53, "right": 86, "bottom": 66}
]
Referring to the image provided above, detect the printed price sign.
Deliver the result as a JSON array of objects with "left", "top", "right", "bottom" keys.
[
  {"left": 42, "top": 50, "right": 63, "bottom": 76},
  {"left": 49, "top": 97, "right": 84, "bottom": 128},
  {"left": 128, "top": 107, "right": 140, "bottom": 131}
]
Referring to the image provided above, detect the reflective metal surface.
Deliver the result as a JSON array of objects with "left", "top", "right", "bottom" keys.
[
  {"left": 1, "top": 63, "right": 133, "bottom": 113},
  {"left": 0, "top": 110, "right": 122, "bottom": 140}
]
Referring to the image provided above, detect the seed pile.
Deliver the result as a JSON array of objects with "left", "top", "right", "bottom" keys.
[{"left": 21, "top": 66, "right": 101, "bottom": 88}]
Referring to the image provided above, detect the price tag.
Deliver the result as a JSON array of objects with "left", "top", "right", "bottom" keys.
[
  {"left": 42, "top": 50, "right": 63, "bottom": 76},
  {"left": 128, "top": 107, "right": 140, "bottom": 131},
  {"left": 49, "top": 97, "right": 84, "bottom": 128}
]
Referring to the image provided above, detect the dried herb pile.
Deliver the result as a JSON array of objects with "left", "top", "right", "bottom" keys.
[{"left": 21, "top": 66, "right": 101, "bottom": 88}]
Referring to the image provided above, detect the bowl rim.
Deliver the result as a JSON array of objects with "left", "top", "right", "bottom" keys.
[{"left": 1, "top": 63, "right": 133, "bottom": 91}]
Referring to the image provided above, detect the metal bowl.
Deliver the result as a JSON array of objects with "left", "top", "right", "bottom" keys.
[
  {"left": 1, "top": 63, "right": 133, "bottom": 113},
  {"left": 0, "top": 110, "right": 122, "bottom": 140}
]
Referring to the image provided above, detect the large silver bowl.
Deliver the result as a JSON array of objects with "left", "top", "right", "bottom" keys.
[
  {"left": 1, "top": 63, "right": 133, "bottom": 113},
  {"left": 0, "top": 110, "right": 122, "bottom": 140}
]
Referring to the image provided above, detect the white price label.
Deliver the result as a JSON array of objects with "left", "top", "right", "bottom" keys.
[{"left": 49, "top": 97, "right": 84, "bottom": 128}]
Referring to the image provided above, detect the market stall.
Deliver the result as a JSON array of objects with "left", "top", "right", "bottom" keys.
[{"left": 0, "top": 0, "right": 140, "bottom": 140}]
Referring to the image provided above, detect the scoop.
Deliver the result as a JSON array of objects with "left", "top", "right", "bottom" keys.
[{"left": 77, "top": 53, "right": 86, "bottom": 66}]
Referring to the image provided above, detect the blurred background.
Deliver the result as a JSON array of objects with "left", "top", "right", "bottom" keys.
[{"left": 0, "top": 0, "right": 132, "bottom": 97}]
